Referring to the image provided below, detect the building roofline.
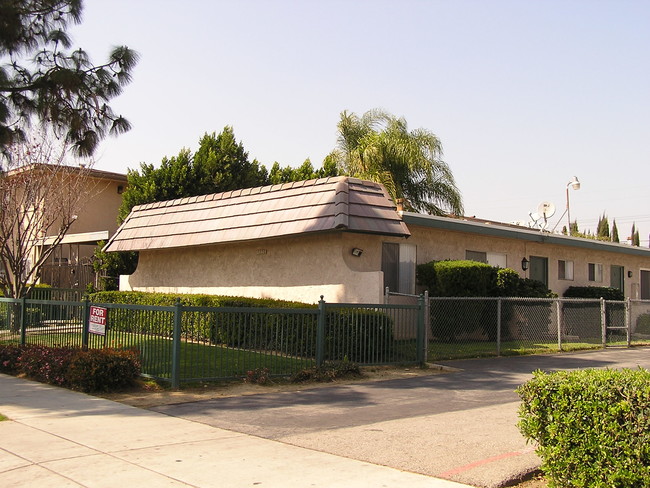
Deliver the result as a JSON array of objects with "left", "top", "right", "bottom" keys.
[
  {"left": 5, "top": 163, "right": 127, "bottom": 182},
  {"left": 402, "top": 212, "right": 650, "bottom": 257}
]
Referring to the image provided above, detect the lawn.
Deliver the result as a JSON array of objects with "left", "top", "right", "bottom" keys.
[
  {"left": 429, "top": 340, "right": 605, "bottom": 361},
  {"left": 2, "top": 329, "right": 315, "bottom": 383}
]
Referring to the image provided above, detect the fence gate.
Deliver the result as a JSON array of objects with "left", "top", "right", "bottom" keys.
[{"left": 604, "top": 299, "right": 630, "bottom": 347}]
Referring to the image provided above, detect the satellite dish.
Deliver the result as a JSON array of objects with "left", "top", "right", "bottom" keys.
[{"left": 538, "top": 201, "right": 556, "bottom": 220}]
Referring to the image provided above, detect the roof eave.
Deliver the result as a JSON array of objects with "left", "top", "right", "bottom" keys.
[{"left": 403, "top": 212, "right": 650, "bottom": 257}]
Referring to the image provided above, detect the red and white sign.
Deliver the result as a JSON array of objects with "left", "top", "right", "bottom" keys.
[{"left": 88, "top": 306, "right": 108, "bottom": 336}]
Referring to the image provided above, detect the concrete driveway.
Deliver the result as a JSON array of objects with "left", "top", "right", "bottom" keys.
[{"left": 153, "top": 347, "right": 650, "bottom": 488}]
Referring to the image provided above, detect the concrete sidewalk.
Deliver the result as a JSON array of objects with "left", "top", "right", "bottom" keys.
[{"left": 0, "top": 374, "right": 471, "bottom": 488}]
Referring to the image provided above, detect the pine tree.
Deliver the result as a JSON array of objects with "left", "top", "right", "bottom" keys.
[{"left": 0, "top": 0, "right": 138, "bottom": 158}]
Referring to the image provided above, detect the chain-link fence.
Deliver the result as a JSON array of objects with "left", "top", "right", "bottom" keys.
[
  {"left": 386, "top": 291, "right": 650, "bottom": 361},
  {"left": 427, "top": 297, "right": 650, "bottom": 360}
]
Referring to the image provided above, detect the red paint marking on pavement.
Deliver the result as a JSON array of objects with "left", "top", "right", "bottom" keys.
[{"left": 438, "top": 447, "right": 536, "bottom": 478}]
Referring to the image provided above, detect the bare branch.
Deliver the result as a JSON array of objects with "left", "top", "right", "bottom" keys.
[{"left": 0, "top": 129, "right": 96, "bottom": 297}]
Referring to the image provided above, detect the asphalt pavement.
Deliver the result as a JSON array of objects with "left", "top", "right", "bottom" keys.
[
  {"left": 153, "top": 347, "right": 650, "bottom": 487},
  {"left": 2, "top": 347, "right": 649, "bottom": 487}
]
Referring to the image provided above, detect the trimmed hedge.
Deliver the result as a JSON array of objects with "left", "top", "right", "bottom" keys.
[
  {"left": 0, "top": 344, "right": 141, "bottom": 392},
  {"left": 416, "top": 260, "right": 553, "bottom": 298},
  {"left": 88, "top": 291, "right": 396, "bottom": 363},
  {"left": 517, "top": 369, "right": 650, "bottom": 487},
  {"left": 563, "top": 286, "right": 624, "bottom": 300},
  {"left": 418, "top": 261, "right": 553, "bottom": 341},
  {"left": 88, "top": 290, "right": 315, "bottom": 342}
]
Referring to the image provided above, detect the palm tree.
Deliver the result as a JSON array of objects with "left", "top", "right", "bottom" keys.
[{"left": 328, "top": 109, "right": 463, "bottom": 215}]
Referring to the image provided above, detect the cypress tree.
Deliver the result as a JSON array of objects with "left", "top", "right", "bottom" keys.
[
  {"left": 611, "top": 220, "right": 620, "bottom": 243},
  {"left": 597, "top": 213, "right": 610, "bottom": 240}
]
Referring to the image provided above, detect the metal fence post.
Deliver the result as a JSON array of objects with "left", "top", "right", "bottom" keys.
[
  {"left": 417, "top": 294, "right": 425, "bottom": 364},
  {"left": 601, "top": 298, "right": 607, "bottom": 347},
  {"left": 316, "top": 296, "right": 326, "bottom": 367},
  {"left": 556, "top": 299, "right": 563, "bottom": 351},
  {"left": 424, "top": 290, "right": 430, "bottom": 357},
  {"left": 82, "top": 296, "right": 90, "bottom": 349},
  {"left": 626, "top": 297, "right": 632, "bottom": 347},
  {"left": 496, "top": 298, "right": 501, "bottom": 356},
  {"left": 19, "top": 297, "right": 26, "bottom": 345},
  {"left": 171, "top": 299, "right": 182, "bottom": 389}
]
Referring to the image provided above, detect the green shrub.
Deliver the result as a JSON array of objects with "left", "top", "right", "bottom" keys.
[
  {"left": 89, "top": 291, "right": 316, "bottom": 343},
  {"left": 517, "top": 369, "right": 650, "bottom": 487},
  {"left": 0, "top": 344, "right": 140, "bottom": 392},
  {"left": 418, "top": 261, "right": 553, "bottom": 341},
  {"left": 563, "top": 286, "right": 624, "bottom": 300},
  {"left": 66, "top": 348, "right": 141, "bottom": 392},
  {"left": 417, "top": 260, "right": 496, "bottom": 297},
  {"left": 89, "top": 291, "right": 395, "bottom": 363},
  {"left": 324, "top": 309, "right": 394, "bottom": 362}
]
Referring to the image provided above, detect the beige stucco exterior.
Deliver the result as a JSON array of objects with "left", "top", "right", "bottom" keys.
[
  {"left": 121, "top": 214, "right": 650, "bottom": 304},
  {"left": 122, "top": 232, "right": 386, "bottom": 304},
  {"left": 404, "top": 223, "right": 650, "bottom": 299},
  {"left": 45, "top": 173, "right": 126, "bottom": 264}
]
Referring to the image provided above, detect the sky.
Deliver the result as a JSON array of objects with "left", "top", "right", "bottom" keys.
[{"left": 67, "top": 0, "right": 649, "bottom": 244}]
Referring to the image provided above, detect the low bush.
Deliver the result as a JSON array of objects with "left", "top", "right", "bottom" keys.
[
  {"left": 18, "top": 345, "right": 76, "bottom": 386},
  {"left": 563, "top": 286, "right": 624, "bottom": 300},
  {"left": 66, "top": 348, "right": 141, "bottom": 392},
  {"left": 517, "top": 368, "right": 650, "bottom": 487},
  {"left": 0, "top": 344, "right": 23, "bottom": 373},
  {"left": 0, "top": 344, "right": 141, "bottom": 392},
  {"left": 418, "top": 260, "right": 553, "bottom": 341}
]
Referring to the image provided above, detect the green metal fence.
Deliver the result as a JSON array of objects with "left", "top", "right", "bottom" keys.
[{"left": 0, "top": 296, "right": 425, "bottom": 387}]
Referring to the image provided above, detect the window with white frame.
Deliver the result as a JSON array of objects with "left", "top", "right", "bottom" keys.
[
  {"left": 382, "top": 243, "right": 416, "bottom": 294},
  {"left": 558, "top": 260, "right": 574, "bottom": 280},
  {"left": 588, "top": 263, "right": 603, "bottom": 282},
  {"left": 465, "top": 250, "right": 507, "bottom": 268}
]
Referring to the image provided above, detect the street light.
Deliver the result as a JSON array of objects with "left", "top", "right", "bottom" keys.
[{"left": 565, "top": 176, "right": 580, "bottom": 234}]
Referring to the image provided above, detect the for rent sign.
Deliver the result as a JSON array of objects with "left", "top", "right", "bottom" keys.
[{"left": 88, "top": 306, "right": 108, "bottom": 336}]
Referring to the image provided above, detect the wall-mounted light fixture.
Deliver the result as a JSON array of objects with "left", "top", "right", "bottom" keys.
[
  {"left": 521, "top": 257, "right": 529, "bottom": 271},
  {"left": 628, "top": 270, "right": 633, "bottom": 278},
  {"left": 351, "top": 248, "right": 363, "bottom": 257}
]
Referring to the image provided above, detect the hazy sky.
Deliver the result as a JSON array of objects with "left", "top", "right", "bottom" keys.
[{"left": 69, "top": 0, "right": 649, "bottom": 243}]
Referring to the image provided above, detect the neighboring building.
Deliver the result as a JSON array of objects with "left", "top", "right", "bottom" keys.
[
  {"left": 10, "top": 165, "right": 127, "bottom": 289},
  {"left": 105, "top": 176, "right": 650, "bottom": 303}
]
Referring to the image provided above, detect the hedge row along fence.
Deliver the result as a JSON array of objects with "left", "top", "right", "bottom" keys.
[
  {"left": 1, "top": 291, "right": 426, "bottom": 387},
  {"left": 87, "top": 291, "right": 410, "bottom": 364}
]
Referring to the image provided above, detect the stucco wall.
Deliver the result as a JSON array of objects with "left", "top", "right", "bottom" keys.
[
  {"left": 120, "top": 221, "right": 650, "bottom": 304},
  {"left": 68, "top": 177, "right": 124, "bottom": 237},
  {"left": 405, "top": 224, "right": 650, "bottom": 299},
  {"left": 122, "top": 232, "right": 386, "bottom": 304}
]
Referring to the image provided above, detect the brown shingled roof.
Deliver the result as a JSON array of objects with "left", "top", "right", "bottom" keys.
[{"left": 104, "top": 177, "right": 410, "bottom": 252}]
